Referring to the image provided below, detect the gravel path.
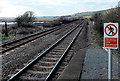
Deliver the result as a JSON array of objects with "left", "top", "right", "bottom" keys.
[
  {"left": 81, "top": 44, "right": 119, "bottom": 79},
  {"left": 81, "top": 21, "right": 119, "bottom": 80}
]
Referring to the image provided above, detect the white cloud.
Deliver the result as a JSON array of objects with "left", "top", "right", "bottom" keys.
[
  {"left": 0, "top": 0, "right": 119, "bottom": 17},
  {"left": 84, "top": 0, "right": 119, "bottom": 3},
  {"left": 0, "top": 0, "right": 42, "bottom": 17}
]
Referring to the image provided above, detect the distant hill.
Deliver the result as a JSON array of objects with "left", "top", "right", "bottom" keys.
[
  {"left": 0, "top": 8, "right": 114, "bottom": 22},
  {"left": 0, "top": 17, "right": 15, "bottom": 19},
  {"left": 118, "top": 1, "right": 120, "bottom": 7},
  {"left": 0, "top": 16, "right": 59, "bottom": 22},
  {"left": 70, "top": 9, "right": 108, "bottom": 17},
  {"left": 0, "top": 16, "right": 58, "bottom": 19},
  {"left": 36, "top": 16, "right": 59, "bottom": 18}
]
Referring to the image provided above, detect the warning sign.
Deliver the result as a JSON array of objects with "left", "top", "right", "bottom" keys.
[
  {"left": 105, "top": 24, "right": 118, "bottom": 36},
  {"left": 104, "top": 23, "right": 119, "bottom": 49}
]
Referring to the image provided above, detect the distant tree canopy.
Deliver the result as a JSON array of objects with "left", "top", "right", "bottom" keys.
[{"left": 16, "top": 11, "right": 35, "bottom": 27}]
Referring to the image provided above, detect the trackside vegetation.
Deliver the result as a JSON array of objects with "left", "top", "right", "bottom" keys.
[{"left": 91, "top": 6, "right": 120, "bottom": 53}]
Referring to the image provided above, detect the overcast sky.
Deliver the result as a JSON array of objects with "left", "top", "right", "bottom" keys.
[{"left": 0, "top": 0, "right": 119, "bottom": 17}]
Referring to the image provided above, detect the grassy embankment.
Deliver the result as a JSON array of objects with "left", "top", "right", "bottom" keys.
[
  {"left": 90, "top": 7, "right": 120, "bottom": 54},
  {"left": 0, "top": 17, "right": 58, "bottom": 42}
]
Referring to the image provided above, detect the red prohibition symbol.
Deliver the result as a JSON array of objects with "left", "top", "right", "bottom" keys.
[{"left": 105, "top": 24, "right": 118, "bottom": 36}]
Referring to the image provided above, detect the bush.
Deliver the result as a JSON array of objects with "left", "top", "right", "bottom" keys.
[
  {"left": 91, "top": 6, "right": 120, "bottom": 52},
  {"left": 15, "top": 11, "right": 35, "bottom": 27},
  {"left": 92, "top": 7, "right": 120, "bottom": 36}
]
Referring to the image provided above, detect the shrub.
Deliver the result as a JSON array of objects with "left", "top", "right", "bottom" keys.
[{"left": 15, "top": 11, "right": 35, "bottom": 27}]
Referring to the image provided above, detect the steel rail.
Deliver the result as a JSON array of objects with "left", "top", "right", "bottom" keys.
[
  {"left": 1, "top": 23, "right": 72, "bottom": 54},
  {"left": 1, "top": 24, "right": 69, "bottom": 47},
  {"left": 7, "top": 24, "right": 80, "bottom": 81},
  {"left": 45, "top": 24, "right": 85, "bottom": 81}
]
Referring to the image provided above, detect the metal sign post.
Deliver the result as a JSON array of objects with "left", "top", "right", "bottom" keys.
[
  {"left": 104, "top": 23, "right": 119, "bottom": 81},
  {"left": 108, "top": 48, "right": 112, "bottom": 80}
]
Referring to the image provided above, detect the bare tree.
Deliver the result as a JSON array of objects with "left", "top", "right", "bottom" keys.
[{"left": 16, "top": 11, "right": 35, "bottom": 27}]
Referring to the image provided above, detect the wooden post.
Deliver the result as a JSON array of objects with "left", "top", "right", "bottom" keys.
[{"left": 5, "top": 22, "right": 8, "bottom": 37}]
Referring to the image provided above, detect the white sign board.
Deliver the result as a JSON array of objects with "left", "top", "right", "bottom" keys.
[{"left": 104, "top": 23, "right": 119, "bottom": 49}]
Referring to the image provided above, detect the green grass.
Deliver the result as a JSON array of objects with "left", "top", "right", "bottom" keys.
[{"left": 0, "top": 36, "right": 15, "bottom": 42}]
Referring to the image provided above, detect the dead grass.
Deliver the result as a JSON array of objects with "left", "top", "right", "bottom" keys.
[
  {"left": 35, "top": 17, "right": 58, "bottom": 21},
  {"left": 83, "top": 16, "right": 91, "bottom": 19},
  {"left": 0, "top": 17, "right": 58, "bottom": 22}
]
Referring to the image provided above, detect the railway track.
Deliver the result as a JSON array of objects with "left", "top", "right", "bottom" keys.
[
  {"left": 7, "top": 22, "right": 85, "bottom": 81},
  {"left": 0, "top": 23, "right": 75, "bottom": 54}
]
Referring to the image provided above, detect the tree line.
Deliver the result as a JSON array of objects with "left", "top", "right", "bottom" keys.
[{"left": 2, "top": 11, "right": 35, "bottom": 37}]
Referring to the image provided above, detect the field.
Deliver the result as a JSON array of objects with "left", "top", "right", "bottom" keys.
[
  {"left": 83, "top": 16, "right": 91, "bottom": 18},
  {"left": 0, "top": 16, "right": 62, "bottom": 42},
  {"left": 35, "top": 17, "right": 58, "bottom": 21},
  {"left": 0, "top": 17, "right": 58, "bottom": 22}
]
